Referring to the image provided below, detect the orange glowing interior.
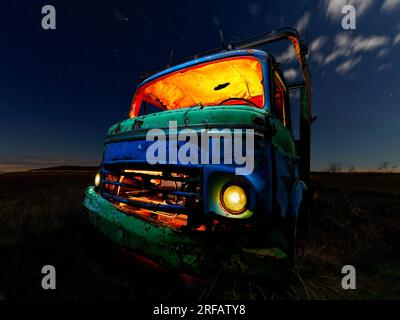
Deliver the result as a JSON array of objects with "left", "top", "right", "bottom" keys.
[
  {"left": 130, "top": 56, "right": 265, "bottom": 117},
  {"left": 103, "top": 169, "right": 204, "bottom": 230}
]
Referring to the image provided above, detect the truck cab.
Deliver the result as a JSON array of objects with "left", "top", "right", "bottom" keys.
[{"left": 84, "top": 28, "right": 311, "bottom": 278}]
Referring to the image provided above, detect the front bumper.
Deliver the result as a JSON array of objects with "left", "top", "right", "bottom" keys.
[{"left": 83, "top": 186, "right": 288, "bottom": 278}]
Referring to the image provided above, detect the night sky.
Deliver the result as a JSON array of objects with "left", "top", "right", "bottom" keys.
[{"left": 2, "top": 0, "right": 400, "bottom": 172}]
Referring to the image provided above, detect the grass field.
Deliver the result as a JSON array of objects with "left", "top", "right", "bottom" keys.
[{"left": 0, "top": 170, "right": 399, "bottom": 300}]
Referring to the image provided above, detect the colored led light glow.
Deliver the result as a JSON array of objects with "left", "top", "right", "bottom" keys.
[
  {"left": 124, "top": 169, "right": 163, "bottom": 176},
  {"left": 221, "top": 185, "right": 247, "bottom": 214},
  {"left": 94, "top": 172, "right": 101, "bottom": 187},
  {"left": 130, "top": 56, "right": 264, "bottom": 117}
]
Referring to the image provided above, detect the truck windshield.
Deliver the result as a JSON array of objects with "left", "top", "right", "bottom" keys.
[{"left": 129, "top": 56, "right": 265, "bottom": 117}]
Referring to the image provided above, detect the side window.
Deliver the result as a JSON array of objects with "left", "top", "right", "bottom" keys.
[{"left": 274, "top": 73, "right": 288, "bottom": 127}]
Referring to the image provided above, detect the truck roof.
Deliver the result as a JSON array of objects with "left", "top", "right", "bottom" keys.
[
  {"left": 129, "top": 50, "right": 270, "bottom": 117},
  {"left": 137, "top": 49, "right": 270, "bottom": 89}
]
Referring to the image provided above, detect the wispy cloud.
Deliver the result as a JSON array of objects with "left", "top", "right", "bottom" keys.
[
  {"left": 393, "top": 32, "right": 400, "bottom": 45},
  {"left": 352, "top": 35, "right": 390, "bottom": 53},
  {"left": 377, "top": 63, "right": 393, "bottom": 72},
  {"left": 322, "top": 33, "right": 390, "bottom": 66},
  {"left": 320, "top": 0, "right": 373, "bottom": 20},
  {"left": 311, "top": 29, "right": 398, "bottom": 76},
  {"left": 275, "top": 45, "right": 296, "bottom": 64},
  {"left": 381, "top": 0, "right": 400, "bottom": 13},
  {"left": 377, "top": 48, "right": 390, "bottom": 58},
  {"left": 283, "top": 68, "right": 298, "bottom": 81},
  {"left": 310, "top": 36, "right": 328, "bottom": 52},
  {"left": 323, "top": 33, "right": 351, "bottom": 65},
  {"left": 309, "top": 36, "right": 328, "bottom": 64},
  {"left": 296, "top": 11, "right": 311, "bottom": 35},
  {"left": 335, "top": 56, "right": 362, "bottom": 74}
]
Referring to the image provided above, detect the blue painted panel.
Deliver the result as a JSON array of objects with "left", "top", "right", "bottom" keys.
[{"left": 103, "top": 138, "right": 274, "bottom": 220}]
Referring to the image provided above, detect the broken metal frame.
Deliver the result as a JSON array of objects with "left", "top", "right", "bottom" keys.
[
  {"left": 221, "top": 28, "right": 311, "bottom": 187},
  {"left": 155, "top": 27, "right": 312, "bottom": 186}
]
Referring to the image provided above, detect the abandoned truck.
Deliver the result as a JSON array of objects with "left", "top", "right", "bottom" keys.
[{"left": 83, "top": 28, "right": 312, "bottom": 278}]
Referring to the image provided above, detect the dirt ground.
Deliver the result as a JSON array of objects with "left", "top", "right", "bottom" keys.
[{"left": 0, "top": 170, "right": 399, "bottom": 300}]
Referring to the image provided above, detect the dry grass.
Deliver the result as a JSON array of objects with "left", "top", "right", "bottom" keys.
[{"left": 0, "top": 171, "right": 399, "bottom": 300}]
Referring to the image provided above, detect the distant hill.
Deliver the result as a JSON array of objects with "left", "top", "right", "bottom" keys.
[{"left": 31, "top": 165, "right": 98, "bottom": 172}]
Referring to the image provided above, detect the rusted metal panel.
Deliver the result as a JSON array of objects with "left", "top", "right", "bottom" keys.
[{"left": 83, "top": 29, "right": 312, "bottom": 277}]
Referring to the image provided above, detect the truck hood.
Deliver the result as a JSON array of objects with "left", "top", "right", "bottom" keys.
[{"left": 106, "top": 105, "right": 268, "bottom": 141}]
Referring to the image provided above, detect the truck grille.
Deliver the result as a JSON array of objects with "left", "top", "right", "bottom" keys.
[{"left": 99, "top": 165, "right": 203, "bottom": 230}]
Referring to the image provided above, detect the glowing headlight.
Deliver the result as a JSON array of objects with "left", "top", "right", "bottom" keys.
[
  {"left": 94, "top": 172, "right": 101, "bottom": 187},
  {"left": 220, "top": 184, "right": 247, "bottom": 214}
]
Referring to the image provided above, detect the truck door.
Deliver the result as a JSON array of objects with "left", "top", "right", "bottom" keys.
[{"left": 271, "top": 71, "right": 298, "bottom": 219}]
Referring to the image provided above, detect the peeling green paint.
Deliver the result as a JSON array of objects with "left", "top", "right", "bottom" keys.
[
  {"left": 107, "top": 105, "right": 268, "bottom": 138},
  {"left": 83, "top": 186, "right": 288, "bottom": 278}
]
